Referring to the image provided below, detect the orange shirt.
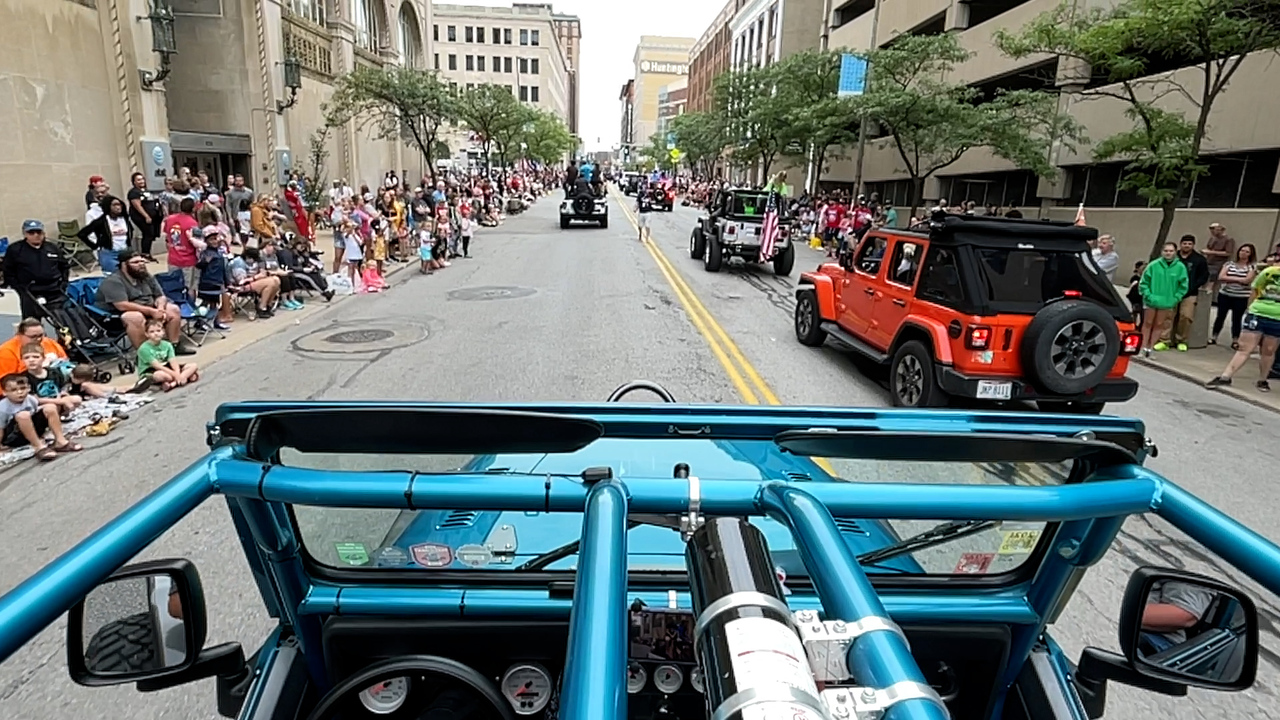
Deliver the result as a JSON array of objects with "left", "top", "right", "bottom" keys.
[{"left": 0, "top": 335, "right": 68, "bottom": 377}]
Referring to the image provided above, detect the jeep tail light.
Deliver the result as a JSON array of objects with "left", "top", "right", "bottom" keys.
[
  {"left": 1063, "top": 290, "right": 1082, "bottom": 298},
  {"left": 966, "top": 325, "right": 992, "bottom": 350},
  {"left": 667, "top": 190, "right": 675, "bottom": 200},
  {"left": 726, "top": 225, "right": 736, "bottom": 235},
  {"left": 1121, "top": 331, "right": 1142, "bottom": 355}
]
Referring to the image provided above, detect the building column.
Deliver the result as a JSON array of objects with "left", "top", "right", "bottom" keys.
[
  {"left": 944, "top": 0, "right": 969, "bottom": 32},
  {"left": 101, "top": 0, "right": 174, "bottom": 191},
  {"left": 244, "top": 0, "right": 293, "bottom": 190},
  {"left": 328, "top": 16, "right": 360, "bottom": 185}
]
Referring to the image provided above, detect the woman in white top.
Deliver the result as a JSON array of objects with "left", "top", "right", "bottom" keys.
[
  {"left": 76, "top": 196, "right": 133, "bottom": 273},
  {"left": 1210, "top": 243, "right": 1257, "bottom": 350}
]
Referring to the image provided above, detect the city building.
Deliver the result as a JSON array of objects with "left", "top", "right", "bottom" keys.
[
  {"left": 550, "top": 11, "right": 582, "bottom": 137},
  {"left": 629, "top": 36, "right": 697, "bottom": 152},
  {"left": 656, "top": 79, "right": 689, "bottom": 145},
  {"left": 824, "top": 0, "right": 1280, "bottom": 256},
  {"left": 688, "top": 0, "right": 746, "bottom": 114},
  {"left": 619, "top": 80, "right": 637, "bottom": 157},
  {"left": 728, "top": 0, "right": 825, "bottom": 71},
  {"left": 2, "top": 0, "right": 436, "bottom": 238}
]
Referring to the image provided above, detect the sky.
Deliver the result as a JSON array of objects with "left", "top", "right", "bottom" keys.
[{"left": 447, "top": 0, "right": 725, "bottom": 151}]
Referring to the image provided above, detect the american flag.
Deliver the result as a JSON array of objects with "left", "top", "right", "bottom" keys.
[{"left": 757, "top": 189, "right": 781, "bottom": 263}]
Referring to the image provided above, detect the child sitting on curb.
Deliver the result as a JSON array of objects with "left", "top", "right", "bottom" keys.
[
  {"left": 138, "top": 319, "right": 199, "bottom": 391},
  {"left": 68, "top": 363, "right": 152, "bottom": 399},
  {"left": 0, "top": 374, "right": 81, "bottom": 460},
  {"left": 20, "top": 343, "right": 81, "bottom": 415}
]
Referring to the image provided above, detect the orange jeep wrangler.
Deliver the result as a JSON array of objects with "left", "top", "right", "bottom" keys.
[{"left": 794, "top": 213, "right": 1141, "bottom": 413}]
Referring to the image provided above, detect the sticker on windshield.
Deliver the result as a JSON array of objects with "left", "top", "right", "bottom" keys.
[
  {"left": 334, "top": 542, "right": 369, "bottom": 566},
  {"left": 456, "top": 544, "right": 493, "bottom": 568},
  {"left": 998, "top": 529, "right": 1041, "bottom": 555},
  {"left": 410, "top": 543, "right": 454, "bottom": 568},
  {"left": 954, "top": 552, "right": 995, "bottom": 575},
  {"left": 371, "top": 545, "right": 410, "bottom": 568}
]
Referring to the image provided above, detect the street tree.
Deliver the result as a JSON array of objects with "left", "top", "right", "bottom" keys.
[
  {"left": 519, "top": 109, "right": 575, "bottom": 166},
  {"left": 858, "top": 33, "right": 1079, "bottom": 217},
  {"left": 324, "top": 66, "right": 456, "bottom": 182},
  {"left": 668, "top": 111, "right": 727, "bottom": 178},
  {"left": 995, "top": 0, "right": 1280, "bottom": 257},
  {"left": 638, "top": 133, "right": 677, "bottom": 173},
  {"left": 301, "top": 127, "right": 330, "bottom": 211},
  {"left": 456, "top": 84, "right": 523, "bottom": 173},
  {"left": 772, "top": 49, "right": 860, "bottom": 190},
  {"left": 488, "top": 103, "right": 537, "bottom": 174},
  {"left": 713, "top": 67, "right": 789, "bottom": 179}
]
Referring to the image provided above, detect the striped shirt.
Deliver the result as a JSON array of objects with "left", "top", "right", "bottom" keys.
[{"left": 1219, "top": 261, "right": 1255, "bottom": 297}]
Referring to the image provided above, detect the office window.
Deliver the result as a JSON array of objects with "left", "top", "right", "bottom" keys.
[
  {"left": 493, "top": 27, "right": 502, "bottom": 46},
  {"left": 448, "top": 54, "right": 457, "bottom": 70},
  {"left": 467, "top": 83, "right": 475, "bottom": 90},
  {"left": 504, "top": 56, "right": 512, "bottom": 73},
  {"left": 493, "top": 55, "right": 501, "bottom": 71},
  {"left": 530, "top": 86, "right": 540, "bottom": 102},
  {"left": 476, "top": 27, "right": 485, "bottom": 43},
  {"left": 531, "top": 29, "right": 540, "bottom": 46},
  {"left": 520, "top": 29, "right": 529, "bottom": 45},
  {"left": 286, "top": 0, "right": 326, "bottom": 25},
  {"left": 447, "top": 25, "right": 456, "bottom": 42},
  {"left": 465, "top": 55, "right": 474, "bottom": 70},
  {"left": 477, "top": 55, "right": 486, "bottom": 71},
  {"left": 531, "top": 58, "right": 539, "bottom": 74},
  {"left": 465, "top": 26, "right": 473, "bottom": 43},
  {"left": 432, "top": 24, "right": 439, "bottom": 41},
  {"left": 519, "top": 58, "right": 528, "bottom": 73},
  {"left": 434, "top": 53, "right": 439, "bottom": 70},
  {"left": 504, "top": 28, "right": 512, "bottom": 44}
]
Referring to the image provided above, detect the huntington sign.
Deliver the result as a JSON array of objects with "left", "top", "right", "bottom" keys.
[{"left": 639, "top": 60, "right": 688, "bottom": 75}]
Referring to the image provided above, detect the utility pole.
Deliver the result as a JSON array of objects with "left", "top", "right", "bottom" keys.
[{"left": 851, "top": 0, "right": 882, "bottom": 198}]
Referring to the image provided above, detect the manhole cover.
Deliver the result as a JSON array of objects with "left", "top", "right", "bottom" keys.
[
  {"left": 324, "top": 329, "right": 396, "bottom": 344},
  {"left": 447, "top": 286, "right": 538, "bottom": 302}
]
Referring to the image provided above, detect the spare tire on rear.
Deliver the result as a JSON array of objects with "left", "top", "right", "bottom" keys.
[
  {"left": 572, "top": 196, "right": 593, "bottom": 215},
  {"left": 1020, "top": 300, "right": 1120, "bottom": 395}
]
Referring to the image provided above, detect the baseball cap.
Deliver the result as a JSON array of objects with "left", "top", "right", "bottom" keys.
[
  {"left": 201, "top": 225, "right": 223, "bottom": 238},
  {"left": 21, "top": 220, "right": 43, "bottom": 233},
  {"left": 206, "top": 193, "right": 222, "bottom": 205},
  {"left": 89, "top": 175, "right": 105, "bottom": 185}
]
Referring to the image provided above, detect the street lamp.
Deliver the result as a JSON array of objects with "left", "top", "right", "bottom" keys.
[
  {"left": 276, "top": 53, "right": 303, "bottom": 114},
  {"left": 139, "top": 0, "right": 177, "bottom": 89}
]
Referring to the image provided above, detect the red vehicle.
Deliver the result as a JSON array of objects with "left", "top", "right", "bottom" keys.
[{"left": 793, "top": 213, "right": 1141, "bottom": 413}]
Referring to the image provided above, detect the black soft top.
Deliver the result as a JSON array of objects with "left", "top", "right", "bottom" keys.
[{"left": 906, "top": 212, "right": 1097, "bottom": 250}]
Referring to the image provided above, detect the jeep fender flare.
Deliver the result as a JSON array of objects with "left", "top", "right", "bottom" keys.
[
  {"left": 890, "top": 318, "right": 954, "bottom": 366},
  {"left": 797, "top": 273, "right": 836, "bottom": 321}
]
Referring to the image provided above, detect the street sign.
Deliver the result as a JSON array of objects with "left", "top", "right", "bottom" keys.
[
  {"left": 669, "top": 148, "right": 682, "bottom": 161},
  {"left": 838, "top": 54, "right": 868, "bottom": 96}
]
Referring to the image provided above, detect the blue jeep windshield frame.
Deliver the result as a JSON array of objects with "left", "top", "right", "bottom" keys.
[{"left": 283, "top": 440, "right": 1068, "bottom": 578}]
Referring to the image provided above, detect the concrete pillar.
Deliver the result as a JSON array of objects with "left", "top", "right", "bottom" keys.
[
  {"left": 104, "top": 0, "right": 174, "bottom": 191},
  {"left": 944, "top": 0, "right": 969, "bottom": 31}
]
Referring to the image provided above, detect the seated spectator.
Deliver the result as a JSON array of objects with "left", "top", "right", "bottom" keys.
[
  {"left": 0, "top": 318, "right": 67, "bottom": 376},
  {"left": 20, "top": 343, "right": 81, "bottom": 414},
  {"left": 0, "top": 373, "right": 80, "bottom": 459},
  {"left": 137, "top": 318, "right": 199, "bottom": 391},
  {"left": 94, "top": 251, "right": 195, "bottom": 353},
  {"left": 260, "top": 239, "right": 305, "bottom": 310},
  {"left": 278, "top": 235, "right": 334, "bottom": 300},
  {"left": 228, "top": 247, "right": 281, "bottom": 319},
  {"left": 68, "top": 363, "right": 150, "bottom": 400}
]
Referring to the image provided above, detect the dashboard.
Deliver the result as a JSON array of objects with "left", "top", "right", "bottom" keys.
[{"left": 319, "top": 612, "right": 1010, "bottom": 719}]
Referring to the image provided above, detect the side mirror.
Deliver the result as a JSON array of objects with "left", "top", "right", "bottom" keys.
[
  {"left": 1117, "top": 566, "right": 1258, "bottom": 691},
  {"left": 67, "top": 559, "right": 207, "bottom": 686}
]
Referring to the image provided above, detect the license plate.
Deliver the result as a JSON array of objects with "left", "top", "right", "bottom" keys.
[{"left": 976, "top": 381, "right": 1013, "bottom": 400}]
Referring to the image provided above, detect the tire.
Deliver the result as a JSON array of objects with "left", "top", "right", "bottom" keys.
[
  {"left": 889, "top": 340, "right": 947, "bottom": 408},
  {"left": 84, "top": 612, "right": 162, "bottom": 674},
  {"left": 704, "top": 235, "right": 723, "bottom": 272},
  {"left": 795, "top": 291, "right": 827, "bottom": 347},
  {"left": 690, "top": 229, "right": 706, "bottom": 260},
  {"left": 560, "top": 216, "right": 570, "bottom": 229},
  {"left": 599, "top": 216, "right": 608, "bottom": 229},
  {"left": 773, "top": 244, "right": 795, "bottom": 276},
  {"left": 1020, "top": 300, "right": 1121, "bottom": 395},
  {"left": 1038, "top": 401, "right": 1106, "bottom": 415}
]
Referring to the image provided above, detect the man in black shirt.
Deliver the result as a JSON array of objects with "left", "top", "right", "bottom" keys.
[
  {"left": 3, "top": 220, "right": 71, "bottom": 320},
  {"left": 1165, "top": 234, "right": 1211, "bottom": 351}
]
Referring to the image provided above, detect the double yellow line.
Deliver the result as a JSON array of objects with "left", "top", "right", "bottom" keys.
[{"left": 611, "top": 190, "right": 837, "bottom": 475}]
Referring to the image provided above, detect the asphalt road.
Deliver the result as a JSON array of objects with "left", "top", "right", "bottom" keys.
[{"left": 0, "top": 190, "right": 1276, "bottom": 719}]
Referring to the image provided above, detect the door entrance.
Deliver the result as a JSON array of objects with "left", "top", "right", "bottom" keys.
[{"left": 174, "top": 153, "right": 252, "bottom": 189}]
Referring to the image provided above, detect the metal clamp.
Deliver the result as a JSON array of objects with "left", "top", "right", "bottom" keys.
[
  {"left": 793, "top": 612, "right": 909, "bottom": 683},
  {"left": 680, "top": 475, "right": 703, "bottom": 540},
  {"left": 711, "top": 685, "right": 828, "bottom": 720},
  {"left": 821, "top": 682, "right": 947, "bottom": 720},
  {"left": 693, "top": 591, "right": 795, "bottom": 655}
]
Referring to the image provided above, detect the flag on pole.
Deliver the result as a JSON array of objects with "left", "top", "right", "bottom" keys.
[
  {"left": 1074, "top": 203, "right": 1087, "bottom": 226},
  {"left": 758, "top": 190, "right": 781, "bottom": 263}
]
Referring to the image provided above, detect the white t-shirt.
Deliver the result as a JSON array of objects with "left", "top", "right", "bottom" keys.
[{"left": 107, "top": 216, "right": 130, "bottom": 251}]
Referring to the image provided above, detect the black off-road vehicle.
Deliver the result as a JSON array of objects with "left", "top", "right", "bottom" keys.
[{"left": 688, "top": 188, "right": 794, "bottom": 276}]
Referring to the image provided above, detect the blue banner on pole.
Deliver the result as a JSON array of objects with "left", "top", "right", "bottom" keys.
[{"left": 838, "top": 54, "right": 868, "bottom": 96}]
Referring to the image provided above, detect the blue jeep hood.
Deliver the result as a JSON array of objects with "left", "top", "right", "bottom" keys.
[{"left": 380, "top": 438, "right": 921, "bottom": 575}]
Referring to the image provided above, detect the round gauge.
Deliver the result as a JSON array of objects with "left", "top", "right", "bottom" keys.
[
  {"left": 690, "top": 667, "right": 704, "bottom": 694},
  {"left": 653, "top": 664, "right": 683, "bottom": 694},
  {"left": 501, "top": 663, "right": 553, "bottom": 716},
  {"left": 359, "top": 676, "right": 410, "bottom": 715},
  {"left": 626, "top": 661, "right": 647, "bottom": 694}
]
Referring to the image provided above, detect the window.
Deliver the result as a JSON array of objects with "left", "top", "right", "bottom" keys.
[
  {"left": 286, "top": 0, "right": 325, "bottom": 25},
  {"left": 465, "top": 55, "right": 474, "bottom": 71},
  {"left": 465, "top": 26, "right": 473, "bottom": 42},
  {"left": 520, "top": 85, "right": 529, "bottom": 101},
  {"left": 973, "top": 248, "right": 1118, "bottom": 310},
  {"left": 520, "top": 29, "right": 529, "bottom": 45},
  {"left": 493, "top": 27, "right": 501, "bottom": 45},
  {"left": 476, "top": 26, "right": 485, "bottom": 43},
  {"left": 434, "top": 53, "right": 440, "bottom": 70},
  {"left": 477, "top": 55, "right": 486, "bottom": 71},
  {"left": 531, "top": 29, "right": 540, "bottom": 46},
  {"left": 504, "top": 57, "right": 512, "bottom": 73},
  {"left": 887, "top": 241, "right": 924, "bottom": 287},
  {"left": 433, "top": 24, "right": 439, "bottom": 41},
  {"left": 353, "top": 0, "right": 379, "bottom": 52},
  {"left": 917, "top": 247, "right": 964, "bottom": 305},
  {"left": 530, "top": 86, "right": 540, "bottom": 102},
  {"left": 467, "top": 83, "right": 475, "bottom": 90},
  {"left": 852, "top": 236, "right": 886, "bottom": 276},
  {"left": 448, "top": 54, "right": 457, "bottom": 70},
  {"left": 447, "top": 25, "right": 456, "bottom": 42},
  {"left": 493, "top": 55, "right": 501, "bottom": 71},
  {"left": 531, "top": 58, "right": 539, "bottom": 74},
  {"left": 519, "top": 58, "right": 528, "bottom": 73},
  {"left": 504, "top": 28, "right": 512, "bottom": 44}
]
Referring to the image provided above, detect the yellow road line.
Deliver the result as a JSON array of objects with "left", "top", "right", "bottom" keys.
[{"left": 612, "top": 189, "right": 838, "bottom": 477}]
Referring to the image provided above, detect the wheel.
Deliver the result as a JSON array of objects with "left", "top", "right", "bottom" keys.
[
  {"left": 1020, "top": 300, "right": 1121, "bottom": 395},
  {"left": 773, "top": 244, "right": 795, "bottom": 276},
  {"left": 689, "top": 229, "right": 706, "bottom": 259},
  {"left": 599, "top": 216, "right": 608, "bottom": 229},
  {"left": 560, "top": 216, "right": 570, "bottom": 229},
  {"left": 704, "top": 235, "right": 723, "bottom": 272},
  {"left": 795, "top": 291, "right": 827, "bottom": 347},
  {"left": 84, "top": 612, "right": 162, "bottom": 674},
  {"left": 889, "top": 340, "right": 947, "bottom": 408},
  {"left": 1037, "top": 401, "right": 1106, "bottom": 415},
  {"left": 119, "top": 360, "right": 135, "bottom": 374}
]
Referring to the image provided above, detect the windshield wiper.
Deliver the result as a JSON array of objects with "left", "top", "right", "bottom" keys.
[
  {"left": 516, "top": 520, "right": 645, "bottom": 571},
  {"left": 856, "top": 519, "right": 1002, "bottom": 566}
]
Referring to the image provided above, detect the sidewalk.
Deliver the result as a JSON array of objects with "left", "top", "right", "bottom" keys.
[{"left": 1132, "top": 343, "right": 1280, "bottom": 414}]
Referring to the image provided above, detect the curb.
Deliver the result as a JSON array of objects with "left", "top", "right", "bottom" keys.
[{"left": 1131, "top": 355, "right": 1280, "bottom": 415}]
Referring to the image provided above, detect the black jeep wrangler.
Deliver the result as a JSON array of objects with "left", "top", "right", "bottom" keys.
[{"left": 689, "top": 188, "right": 794, "bottom": 276}]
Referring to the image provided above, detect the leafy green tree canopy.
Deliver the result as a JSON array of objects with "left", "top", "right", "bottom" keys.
[
  {"left": 456, "top": 84, "right": 524, "bottom": 171},
  {"left": 668, "top": 111, "right": 726, "bottom": 177},
  {"left": 324, "top": 66, "right": 456, "bottom": 180}
]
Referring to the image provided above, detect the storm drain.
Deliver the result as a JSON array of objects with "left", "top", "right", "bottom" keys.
[
  {"left": 324, "top": 329, "right": 395, "bottom": 344},
  {"left": 447, "top": 286, "right": 537, "bottom": 302},
  {"left": 292, "top": 320, "right": 429, "bottom": 355}
]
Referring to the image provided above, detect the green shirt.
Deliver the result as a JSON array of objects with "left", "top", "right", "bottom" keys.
[
  {"left": 137, "top": 339, "right": 175, "bottom": 376},
  {"left": 1248, "top": 265, "right": 1280, "bottom": 321}
]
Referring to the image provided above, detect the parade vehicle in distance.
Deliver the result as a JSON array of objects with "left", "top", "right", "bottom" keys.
[
  {"left": 560, "top": 183, "right": 609, "bottom": 229},
  {"left": 649, "top": 183, "right": 676, "bottom": 212},
  {"left": 795, "top": 212, "right": 1141, "bottom": 412},
  {"left": 622, "top": 172, "right": 642, "bottom": 196},
  {"left": 690, "top": 187, "right": 795, "bottom": 276},
  {"left": 0, "top": 385, "right": 1274, "bottom": 720}
]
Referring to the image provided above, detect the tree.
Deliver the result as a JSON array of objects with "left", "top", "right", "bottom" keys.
[
  {"left": 771, "top": 49, "right": 860, "bottom": 191},
  {"left": 857, "top": 33, "right": 1080, "bottom": 217},
  {"left": 323, "top": 66, "right": 456, "bottom": 182},
  {"left": 669, "top": 111, "right": 727, "bottom": 178},
  {"left": 301, "top": 128, "right": 330, "bottom": 211},
  {"left": 520, "top": 109, "right": 575, "bottom": 166},
  {"left": 713, "top": 67, "right": 790, "bottom": 179},
  {"left": 456, "top": 84, "right": 524, "bottom": 174},
  {"left": 638, "top": 132, "right": 677, "bottom": 173},
  {"left": 995, "top": 0, "right": 1280, "bottom": 257}
]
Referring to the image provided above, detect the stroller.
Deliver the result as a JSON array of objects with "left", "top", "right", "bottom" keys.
[{"left": 38, "top": 279, "right": 136, "bottom": 380}]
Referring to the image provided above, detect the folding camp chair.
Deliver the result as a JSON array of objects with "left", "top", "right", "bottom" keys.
[
  {"left": 44, "top": 278, "right": 136, "bottom": 377},
  {"left": 154, "top": 269, "right": 222, "bottom": 346},
  {"left": 55, "top": 220, "right": 97, "bottom": 274}
]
